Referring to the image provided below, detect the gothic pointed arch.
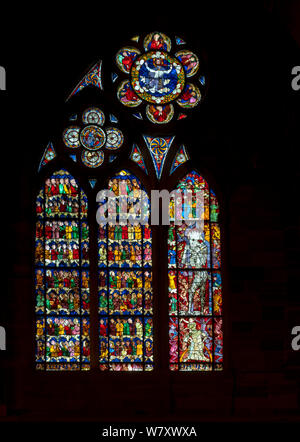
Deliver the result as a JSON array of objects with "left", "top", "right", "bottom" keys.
[
  {"left": 97, "top": 169, "right": 153, "bottom": 371},
  {"left": 34, "top": 31, "right": 223, "bottom": 375},
  {"left": 35, "top": 169, "right": 90, "bottom": 370},
  {"left": 168, "top": 170, "right": 223, "bottom": 371}
]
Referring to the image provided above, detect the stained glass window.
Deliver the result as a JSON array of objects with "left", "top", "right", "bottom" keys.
[
  {"left": 35, "top": 170, "right": 90, "bottom": 370},
  {"left": 35, "top": 34, "right": 224, "bottom": 375},
  {"left": 66, "top": 60, "right": 103, "bottom": 101},
  {"left": 38, "top": 142, "right": 56, "bottom": 172},
  {"left": 62, "top": 107, "right": 124, "bottom": 169},
  {"left": 143, "top": 136, "right": 174, "bottom": 179},
  {"left": 114, "top": 32, "right": 205, "bottom": 123},
  {"left": 168, "top": 171, "right": 223, "bottom": 371},
  {"left": 97, "top": 170, "right": 153, "bottom": 371}
]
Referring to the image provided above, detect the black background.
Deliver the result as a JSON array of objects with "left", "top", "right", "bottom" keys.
[{"left": 1, "top": 0, "right": 300, "bottom": 436}]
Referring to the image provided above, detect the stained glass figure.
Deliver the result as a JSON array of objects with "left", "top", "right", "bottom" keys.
[
  {"left": 63, "top": 108, "right": 124, "bottom": 168},
  {"left": 97, "top": 171, "right": 153, "bottom": 371},
  {"left": 170, "top": 145, "right": 190, "bottom": 174},
  {"left": 80, "top": 125, "right": 106, "bottom": 150},
  {"left": 131, "top": 52, "right": 185, "bottom": 104},
  {"left": 168, "top": 171, "right": 223, "bottom": 371},
  {"left": 67, "top": 60, "right": 103, "bottom": 100},
  {"left": 38, "top": 142, "right": 56, "bottom": 172},
  {"left": 81, "top": 150, "right": 104, "bottom": 168},
  {"left": 175, "top": 50, "right": 199, "bottom": 77},
  {"left": 35, "top": 170, "right": 90, "bottom": 370},
  {"left": 117, "top": 80, "right": 142, "bottom": 107},
  {"left": 176, "top": 83, "right": 201, "bottom": 108},
  {"left": 146, "top": 104, "right": 174, "bottom": 124},
  {"left": 143, "top": 32, "right": 172, "bottom": 52},
  {"left": 116, "top": 47, "right": 141, "bottom": 74},
  {"left": 130, "top": 144, "right": 147, "bottom": 173},
  {"left": 115, "top": 32, "right": 205, "bottom": 123},
  {"left": 143, "top": 136, "right": 174, "bottom": 179}
]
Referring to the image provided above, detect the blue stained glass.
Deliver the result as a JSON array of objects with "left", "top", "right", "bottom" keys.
[
  {"left": 111, "top": 72, "right": 118, "bottom": 83},
  {"left": 131, "top": 52, "right": 185, "bottom": 105},
  {"left": 109, "top": 114, "right": 118, "bottom": 123},
  {"left": 175, "top": 36, "right": 186, "bottom": 45},
  {"left": 133, "top": 113, "right": 143, "bottom": 120},
  {"left": 199, "top": 75, "right": 206, "bottom": 85}
]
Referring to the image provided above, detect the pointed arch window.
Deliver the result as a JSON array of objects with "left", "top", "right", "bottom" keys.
[
  {"left": 168, "top": 171, "right": 223, "bottom": 371},
  {"left": 34, "top": 31, "right": 225, "bottom": 374},
  {"left": 97, "top": 170, "right": 153, "bottom": 371},
  {"left": 35, "top": 169, "right": 90, "bottom": 370}
]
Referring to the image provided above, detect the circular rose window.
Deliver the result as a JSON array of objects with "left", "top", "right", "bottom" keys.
[{"left": 80, "top": 125, "right": 106, "bottom": 150}]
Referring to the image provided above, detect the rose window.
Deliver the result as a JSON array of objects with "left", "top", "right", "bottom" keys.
[{"left": 114, "top": 32, "right": 206, "bottom": 124}]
